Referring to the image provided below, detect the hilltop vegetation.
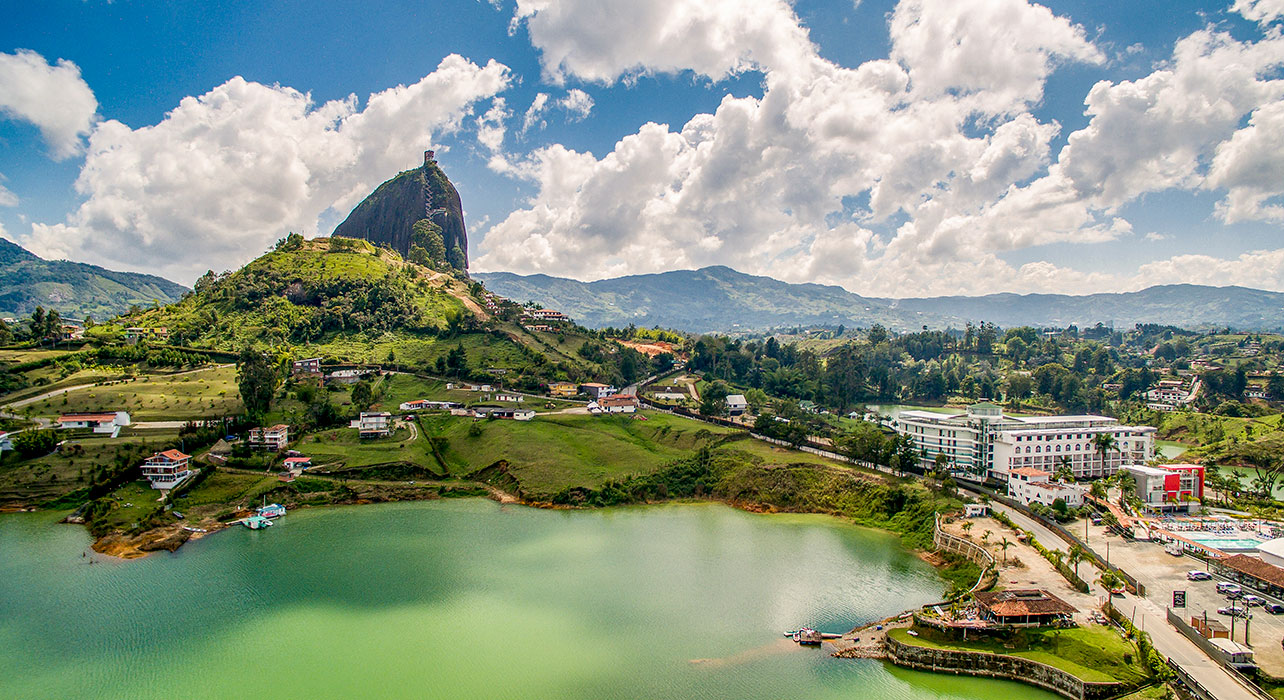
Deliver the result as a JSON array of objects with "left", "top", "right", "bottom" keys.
[{"left": 100, "top": 236, "right": 467, "bottom": 349}]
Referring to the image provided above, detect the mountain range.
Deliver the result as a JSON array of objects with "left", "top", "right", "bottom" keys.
[
  {"left": 0, "top": 238, "right": 188, "bottom": 320},
  {"left": 475, "top": 266, "right": 1284, "bottom": 332}
]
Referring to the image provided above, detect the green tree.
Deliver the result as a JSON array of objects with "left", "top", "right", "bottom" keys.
[
  {"left": 998, "top": 536, "right": 1013, "bottom": 565},
  {"left": 447, "top": 243, "right": 466, "bottom": 271},
  {"left": 351, "top": 380, "right": 374, "bottom": 412},
  {"left": 700, "top": 380, "right": 731, "bottom": 417},
  {"left": 1067, "top": 545, "right": 1086, "bottom": 578},
  {"left": 13, "top": 429, "right": 58, "bottom": 458},
  {"left": 237, "top": 348, "right": 279, "bottom": 417},
  {"left": 1092, "top": 433, "right": 1118, "bottom": 477}
]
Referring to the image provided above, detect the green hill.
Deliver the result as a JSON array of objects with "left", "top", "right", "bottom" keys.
[
  {"left": 96, "top": 237, "right": 636, "bottom": 384},
  {"left": 0, "top": 238, "right": 187, "bottom": 320},
  {"left": 101, "top": 237, "right": 469, "bottom": 349}
]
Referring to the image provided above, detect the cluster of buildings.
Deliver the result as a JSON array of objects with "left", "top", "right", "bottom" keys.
[
  {"left": 886, "top": 402, "right": 1214, "bottom": 512},
  {"left": 1144, "top": 377, "right": 1200, "bottom": 412},
  {"left": 289, "top": 359, "right": 377, "bottom": 386},
  {"left": 123, "top": 327, "right": 169, "bottom": 343}
]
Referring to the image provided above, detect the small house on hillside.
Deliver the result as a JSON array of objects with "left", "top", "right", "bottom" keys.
[
  {"left": 57, "top": 411, "right": 131, "bottom": 435},
  {"left": 400, "top": 399, "right": 460, "bottom": 411},
  {"left": 593, "top": 395, "right": 639, "bottom": 414},
  {"left": 548, "top": 382, "right": 578, "bottom": 397},
  {"left": 580, "top": 383, "right": 616, "bottom": 399},
  {"left": 974, "top": 589, "right": 1076, "bottom": 627},
  {"left": 355, "top": 412, "right": 392, "bottom": 438},
  {"left": 725, "top": 394, "right": 748, "bottom": 416}
]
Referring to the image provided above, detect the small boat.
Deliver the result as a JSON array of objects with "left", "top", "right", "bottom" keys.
[
  {"left": 793, "top": 628, "right": 823, "bottom": 646},
  {"left": 783, "top": 630, "right": 797, "bottom": 637},
  {"left": 258, "top": 503, "right": 286, "bottom": 518},
  {"left": 242, "top": 515, "right": 274, "bottom": 530}
]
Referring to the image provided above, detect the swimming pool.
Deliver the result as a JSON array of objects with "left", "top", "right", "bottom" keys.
[{"left": 1183, "top": 536, "right": 1265, "bottom": 552}]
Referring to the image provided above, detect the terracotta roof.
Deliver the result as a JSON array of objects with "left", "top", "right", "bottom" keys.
[
  {"left": 1222, "top": 554, "right": 1284, "bottom": 589},
  {"left": 601, "top": 395, "right": 639, "bottom": 407},
  {"left": 975, "top": 589, "right": 1077, "bottom": 618},
  {"left": 58, "top": 412, "right": 120, "bottom": 421},
  {"left": 580, "top": 382, "right": 608, "bottom": 388},
  {"left": 149, "top": 449, "right": 191, "bottom": 462},
  {"left": 1010, "top": 467, "right": 1051, "bottom": 477}
]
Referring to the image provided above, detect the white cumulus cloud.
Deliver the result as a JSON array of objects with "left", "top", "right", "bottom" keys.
[
  {"left": 0, "top": 49, "right": 98, "bottom": 160},
  {"left": 559, "top": 89, "right": 594, "bottom": 121},
  {"left": 478, "top": 0, "right": 1109, "bottom": 295},
  {"left": 512, "top": 0, "right": 819, "bottom": 84},
  {"left": 22, "top": 55, "right": 511, "bottom": 283}
]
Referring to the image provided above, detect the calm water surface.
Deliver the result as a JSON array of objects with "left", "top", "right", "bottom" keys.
[{"left": 0, "top": 500, "right": 1055, "bottom": 699}]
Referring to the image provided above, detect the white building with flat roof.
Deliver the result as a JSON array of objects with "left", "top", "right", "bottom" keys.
[{"left": 890, "top": 402, "right": 1155, "bottom": 483}]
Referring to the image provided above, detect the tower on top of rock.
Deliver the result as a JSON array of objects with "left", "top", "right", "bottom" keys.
[{"left": 424, "top": 149, "right": 436, "bottom": 166}]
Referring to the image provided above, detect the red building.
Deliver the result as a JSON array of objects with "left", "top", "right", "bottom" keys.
[{"left": 1122, "top": 463, "right": 1204, "bottom": 512}]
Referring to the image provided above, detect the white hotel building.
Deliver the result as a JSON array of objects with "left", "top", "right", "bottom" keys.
[{"left": 889, "top": 402, "right": 1156, "bottom": 483}]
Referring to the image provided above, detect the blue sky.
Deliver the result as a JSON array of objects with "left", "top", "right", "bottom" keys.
[{"left": 1, "top": 0, "right": 1283, "bottom": 297}]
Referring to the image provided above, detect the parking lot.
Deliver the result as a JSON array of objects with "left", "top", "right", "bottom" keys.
[{"left": 1104, "top": 535, "right": 1284, "bottom": 674}]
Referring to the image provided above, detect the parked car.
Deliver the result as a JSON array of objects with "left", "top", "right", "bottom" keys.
[
  {"left": 1187, "top": 571, "right": 1213, "bottom": 581},
  {"left": 1244, "top": 595, "right": 1267, "bottom": 607},
  {"left": 1264, "top": 603, "right": 1284, "bottom": 615},
  {"left": 1217, "top": 582, "right": 1243, "bottom": 596},
  {"left": 1219, "top": 606, "right": 1252, "bottom": 619}
]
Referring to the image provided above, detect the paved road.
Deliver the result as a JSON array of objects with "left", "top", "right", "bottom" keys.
[
  {"left": 988, "top": 500, "right": 1261, "bottom": 700},
  {"left": 1123, "top": 593, "right": 1262, "bottom": 700}
]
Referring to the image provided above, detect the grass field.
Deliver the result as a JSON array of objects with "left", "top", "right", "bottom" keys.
[
  {"left": 888, "top": 626, "right": 1148, "bottom": 684},
  {"left": 301, "top": 424, "right": 433, "bottom": 469},
  {"left": 22, "top": 365, "right": 241, "bottom": 420},
  {"left": 0, "top": 348, "right": 78, "bottom": 364},
  {"left": 92, "top": 481, "right": 164, "bottom": 532},
  {"left": 428, "top": 412, "right": 738, "bottom": 495}
]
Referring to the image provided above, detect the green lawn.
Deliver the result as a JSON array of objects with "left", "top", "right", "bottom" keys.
[
  {"left": 423, "top": 411, "right": 736, "bottom": 496},
  {"left": 24, "top": 365, "right": 241, "bottom": 421},
  {"left": 300, "top": 424, "right": 433, "bottom": 470},
  {"left": 93, "top": 481, "right": 165, "bottom": 532},
  {"left": 888, "top": 626, "right": 1148, "bottom": 685},
  {"left": 172, "top": 470, "right": 278, "bottom": 512}
]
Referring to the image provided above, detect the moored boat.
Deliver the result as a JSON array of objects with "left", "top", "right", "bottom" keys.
[{"left": 242, "top": 515, "right": 274, "bottom": 530}]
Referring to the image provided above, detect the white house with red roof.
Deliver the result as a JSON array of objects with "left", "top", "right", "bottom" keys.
[
  {"left": 57, "top": 411, "right": 131, "bottom": 435},
  {"left": 141, "top": 449, "right": 192, "bottom": 489}
]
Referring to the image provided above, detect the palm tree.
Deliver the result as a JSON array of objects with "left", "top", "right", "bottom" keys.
[
  {"left": 1092, "top": 433, "right": 1118, "bottom": 478},
  {"left": 1097, "top": 569, "right": 1123, "bottom": 593},
  {"left": 962, "top": 521, "right": 974, "bottom": 538},
  {"left": 1068, "top": 545, "right": 1086, "bottom": 578},
  {"left": 1055, "top": 455, "right": 1075, "bottom": 483},
  {"left": 1089, "top": 479, "right": 1108, "bottom": 501},
  {"left": 1118, "top": 473, "right": 1138, "bottom": 506},
  {"left": 998, "top": 536, "right": 1013, "bottom": 565}
]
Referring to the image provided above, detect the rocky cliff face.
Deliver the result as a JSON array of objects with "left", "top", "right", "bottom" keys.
[{"left": 331, "top": 156, "right": 468, "bottom": 271}]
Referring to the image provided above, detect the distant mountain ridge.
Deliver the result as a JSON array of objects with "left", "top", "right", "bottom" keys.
[
  {"left": 0, "top": 238, "right": 188, "bottom": 320},
  {"left": 475, "top": 266, "right": 1284, "bottom": 332}
]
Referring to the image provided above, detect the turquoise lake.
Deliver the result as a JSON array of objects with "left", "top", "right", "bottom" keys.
[{"left": 0, "top": 499, "right": 1055, "bottom": 699}]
